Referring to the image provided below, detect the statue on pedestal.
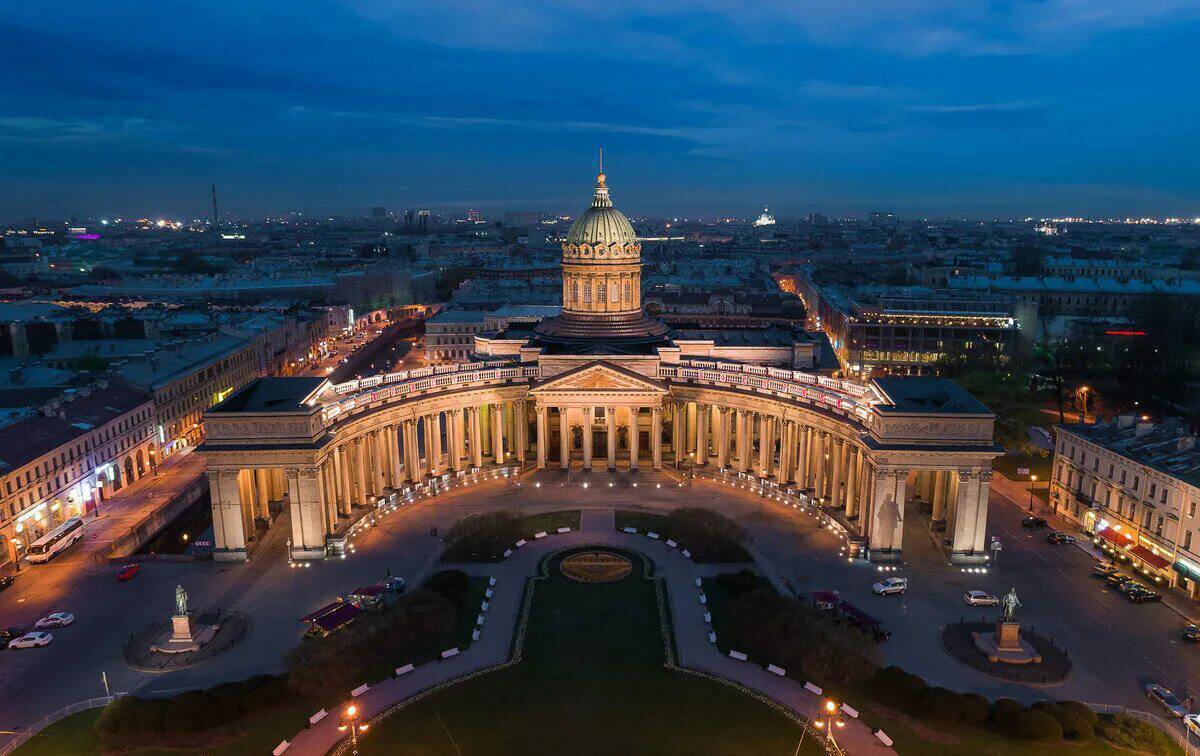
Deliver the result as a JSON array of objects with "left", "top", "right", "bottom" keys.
[
  {"left": 1001, "top": 586, "right": 1021, "bottom": 622},
  {"left": 175, "top": 584, "right": 189, "bottom": 616}
]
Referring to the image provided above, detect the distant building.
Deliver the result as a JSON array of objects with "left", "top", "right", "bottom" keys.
[
  {"left": 424, "top": 310, "right": 490, "bottom": 362},
  {"left": 1051, "top": 417, "right": 1200, "bottom": 597},
  {"left": 753, "top": 207, "right": 776, "bottom": 227},
  {"left": 0, "top": 382, "right": 155, "bottom": 567}
]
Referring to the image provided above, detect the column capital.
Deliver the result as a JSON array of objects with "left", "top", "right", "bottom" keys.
[
  {"left": 978, "top": 470, "right": 994, "bottom": 483},
  {"left": 956, "top": 468, "right": 974, "bottom": 482},
  {"left": 285, "top": 468, "right": 299, "bottom": 481},
  {"left": 300, "top": 467, "right": 321, "bottom": 480},
  {"left": 536, "top": 404, "right": 547, "bottom": 417},
  {"left": 651, "top": 406, "right": 662, "bottom": 417},
  {"left": 606, "top": 406, "right": 616, "bottom": 416}
]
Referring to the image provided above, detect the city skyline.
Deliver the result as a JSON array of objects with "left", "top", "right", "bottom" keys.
[{"left": 3, "top": 1, "right": 1200, "bottom": 219}]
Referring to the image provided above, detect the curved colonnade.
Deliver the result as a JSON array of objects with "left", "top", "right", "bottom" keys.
[{"left": 202, "top": 360, "right": 999, "bottom": 564}]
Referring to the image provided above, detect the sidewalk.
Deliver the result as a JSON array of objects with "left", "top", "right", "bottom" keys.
[
  {"left": 282, "top": 509, "right": 890, "bottom": 755},
  {"left": 991, "top": 472, "right": 1200, "bottom": 626}
]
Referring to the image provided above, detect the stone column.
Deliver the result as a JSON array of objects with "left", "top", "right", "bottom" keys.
[
  {"left": 515, "top": 401, "right": 528, "bottom": 463},
  {"left": 388, "top": 425, "right": 404, "bottom": 486},
  {"left": 948, "top": 470, "right": 989, "bottom": 557},
  {"left": 491, "top": 402, "right": 505, "bottom": 464},
  {"left": 629, "top": 407, "right": 640, "bottom": 471},
  {"left": 695, "top": 404, "right": 709, "bottom": 466},
  {"left": 288, "top": 467, "right": 328, "bottom": 559},
  {"left": 829, "top": 438, "right": 845, "bottom": 508},
  {"left": 452, "top": 409, "right": 467, "bottom": 472},
  {"left": 813, "top": 432, "right": 828, "bottom": 501},
  {"left": 469, "top": 406, "right": 484, "bottom": 468},
  {"left": 779, "top": 421, "right": 794, "bottom": 483},
  {"left": 209, "top": 469, "right": 246, "bottom": 559},
  {"left": 403, "top": 421, "right": 420, "bottom": 482},
  {"left": 254, "top": 468, "right": 271, "bottom": 519},
  {"left": 606, "top": 406, "right": 617, "bottom": 470},
  {"left": 757, "top": 414, "right": 771, "bottom": 477},
  {"left": 735, "top": 410, "right": 748, "bottom": 472},
  {"left": 560, "top": 407, "right": 571, "bottom": 468},
  {"left": 651, "top": 406, "right": 663, "bottom": 470},
  {"left": 582, "top": 409, "right": 594, "bottom": 470},
  {"left": 714, "top": 407, "right": 728, "bottom": 468},
  {"left": 845, "top": 447, "right": 860, "bottom": 516},
  {"left": 320, "top": 462, "right": 338, "bottom": 533},
  {"left": 352, "top": 437, "right": 367, "bottom": 504},
  {"left": 536, "top": 405, "right": 548, "bottom": 469},
  {"left": 686, "top": 401, "right": 698, "bottom": 456},
  {"left": 931, "top": 470, "right": 948, "bottom": 521},
  {"left": 332, "top": 446, "right": 350, "bottom": 513},
  {"left": 431, "top": 412, "right": 444, "bottom": 473},
  {"left": 371, "top": 430, "right": 388, "bottom": 493},
  {"left": 672, "top": 402, "right": 684, "bottom": 462}
]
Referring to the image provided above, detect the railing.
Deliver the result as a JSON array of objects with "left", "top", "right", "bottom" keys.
[
  {"left": 0, "top": 694, "right": 126, "bottom": 756},
  {"left": 659, "top": 364, "right": 874, "bottom": 423},
  {"left": 1082, "top": 702, "right": 1198, "bottom": 755},
  {"left": 323, "top": 365, "right": 540, "bottom": 423}
]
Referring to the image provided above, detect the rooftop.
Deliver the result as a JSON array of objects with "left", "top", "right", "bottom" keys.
[
  {"left": 1060, "top": 418, "right": 1200, "bottom": 488},
  {"left": 210, "top": 376, "right": 325, "bottom": 413},
  {"left": 871, "top": 376, "right": 992, "bottom": 415}
]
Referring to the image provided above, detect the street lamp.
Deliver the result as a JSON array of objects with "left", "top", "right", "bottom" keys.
[
  {"left": 812, "top": 699, "right": 846, "bottom": 750},
  {"left": 1028, "top": 474, "right": 1037, "bottom": 512},
  {"left": 338, "top": 704, "right": 369, "bottom": 756}
]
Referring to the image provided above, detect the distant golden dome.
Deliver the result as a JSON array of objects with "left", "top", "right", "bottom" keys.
[{"left": 564, "top": 172, "right": 639, "bottom": 253}]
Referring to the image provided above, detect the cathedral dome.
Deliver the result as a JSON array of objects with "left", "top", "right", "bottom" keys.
[{"left": 563, "top": 172, "right": 639, "bottom": 257}]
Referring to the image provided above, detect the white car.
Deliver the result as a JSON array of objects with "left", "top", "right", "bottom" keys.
[
  {"left": 1186, "top": 714, "right": 1200, "bottom": 737},
  {"left": 964, "top": 590, "right": 999, "bottom": 607},
  {"left": 34, "top": 612, "right": 74, "bottom": 629},
  {"left": 8, "top": 631, "right": 52, "bottom": 649},
  {"left": 872, "top": 577, "right": 908, "bottom": 595}
]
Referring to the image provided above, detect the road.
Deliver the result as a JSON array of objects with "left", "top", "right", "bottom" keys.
[{"left": 3, "top": 464, "right": 1199, "bottom": 748}]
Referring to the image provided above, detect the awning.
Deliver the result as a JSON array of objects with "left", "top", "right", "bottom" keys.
[
  {"left": 1130, "top": 545, "right": 1171, "bottom": 571},
  {"left": 299, "top": 599, "right": 344, "bottom": 623},
  {"left": 312, "top": 603, "right": 363, "bottom": 632},
  {"left": 1174, "top": 559, "right": 1200, "bottom": 580},
  {"left": 1095, "top": 527, "right": 1135, "bottom": 548}
]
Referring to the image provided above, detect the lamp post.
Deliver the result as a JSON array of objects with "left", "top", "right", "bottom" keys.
[
  {"left": 811, "top": 698, "right": 846, "bottom": 750},
  {"left": 1028, "top": 474, "right": 1037, "bottom": 511},
  {"left": 338, "top": 704, "right": 369, "bottom": 756}
]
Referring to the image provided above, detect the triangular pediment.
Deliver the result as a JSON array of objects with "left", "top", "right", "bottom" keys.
[{"left": 531, "top": 361, "right": 667, "bottom": 395}]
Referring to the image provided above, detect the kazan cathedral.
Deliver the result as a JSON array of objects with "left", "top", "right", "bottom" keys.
[{"left": 202, "top": 168, "right": 1000, "bottom": 564}]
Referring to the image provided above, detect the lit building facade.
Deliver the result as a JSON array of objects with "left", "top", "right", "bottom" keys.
[
  {"left": 203, "top": 168, "right": 999, "bottom": 565},
  {"left": 1050, "top": 418, "right": 1200, "bottom": 596}
]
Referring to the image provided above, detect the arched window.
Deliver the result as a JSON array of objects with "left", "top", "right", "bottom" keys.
[
  {"left": 571, "top": 280, "right": 578, "bottom": 304},
  {"left": 583, "top": 283, "right": 592, "bottom": 304},
  {"left": 597, "top": 281, "right": 606, "bottom": 304},
  {"left": 624, "top": 280, "right": 631, "bottom": 302}
]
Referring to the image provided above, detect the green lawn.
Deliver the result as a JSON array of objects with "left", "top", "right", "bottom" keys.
[
  {"left": 12, "top": 703, "right": 315, "bottom": 756},
  {"left": 859, "top": 707, "right": 1182, "bottom": 756},
  {"left": 442, "top": 509, "right": 581, "bottom": 562},
  {"left": 613, "top": 510, "right": 752, "bottom": 562},
  {"left": 358, "top": 547, "right": 819, "bottom": 755},
  {"left": 517, "top": 508, "right": 581, "bottom": 537}
]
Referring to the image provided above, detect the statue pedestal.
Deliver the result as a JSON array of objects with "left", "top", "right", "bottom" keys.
[
  {"left": 972, "top": 620, "right": 1042, "bottom": 665},
  {"left": 152, "top": 613, "right": 216, "bottom": 655}
]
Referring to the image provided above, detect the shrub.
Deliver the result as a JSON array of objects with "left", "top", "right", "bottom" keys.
[
  {"left": 666, "top": 508, "right": 748, "bottom": 561},
  {"left": 1098, "top": 713, "right": 1177, "bottom": 753},
  {"left": 1058, "top": 700, "right": 1099, "bottom": 726},
  {"left": 241, "top": 677, "right": 295, "bottom": 712},
  {"left": 96, "top": 696, "right": 144, "bottom": 737},
  {"left": 716, "top": 569, "right": 761, "bottom": 598},
  {"left": 960, "top": 693, "right": 990, "bottom": 725},
  {"left": 163, "top": 691, "right": 224, "bottom": 734},
  {"left": 1057, "top": 712, "right": 1094, "bottom": 741},
  {"left": 869, "top": 666, "right": 928, "bottom": 710},
  {"left": 1006, "top": 709, "right": 1063, "bottom": 741},
  {"left": 132, "top": 698, "right": 169, "bottom": 734},
  {"left": 424, "top": 569, "right": 471, "bottom": 607},
  {"left": 442, "top": 511, "right": 522, "bottom": 560},
  {"left": 989, "top": 697, "right": 1023, "bottom": 726},
  {"left": 914, "top": 687, "right": 968, "bottom": 723}
]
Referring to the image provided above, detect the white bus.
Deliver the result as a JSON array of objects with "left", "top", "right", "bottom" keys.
[{"left": 25, "top": 517, "right": 84, "bottom": 563}]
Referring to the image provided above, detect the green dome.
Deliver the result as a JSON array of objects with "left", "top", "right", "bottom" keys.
[{"left": 564, "top": 172, "right": 638, "bottom": 248}]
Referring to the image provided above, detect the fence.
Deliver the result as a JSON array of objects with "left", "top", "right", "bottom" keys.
[
  {"left": 101, "top": 472, "right": 208, "bottom": 562},
  {"left": 1083, "top": 702, "right": 1199, "bottom": 755},
  {"left": 0, "top": 694, "right": 125, "bottom": 756}
]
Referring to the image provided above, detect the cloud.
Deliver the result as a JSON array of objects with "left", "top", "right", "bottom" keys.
[{"left": 0, "top": 116, "right": 162, "bottom": 142}]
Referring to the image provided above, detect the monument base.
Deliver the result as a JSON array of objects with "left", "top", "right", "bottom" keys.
[
  {"left": 972, "top": 620, "right": 1042, "bottom": 665},
  {"left": 152, "top": 614, "right": 217, "bottom": 654}
]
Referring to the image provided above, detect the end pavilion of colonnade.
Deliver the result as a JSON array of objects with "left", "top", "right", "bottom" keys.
[{"left": 201, "top": 360, "right": 1000, "bottom": 564}]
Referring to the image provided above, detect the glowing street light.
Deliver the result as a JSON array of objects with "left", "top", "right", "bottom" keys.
[{"left": 338, "top": 704, "right": 370, "bottom": 755}]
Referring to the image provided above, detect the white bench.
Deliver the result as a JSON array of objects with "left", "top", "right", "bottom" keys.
[
  {"left": 273, "top": 740, "right": 290, "bottom": 755},
  {"left": 841, "top": 703, "right": 859, "bottom": 718},
  {"left": 647, "top": 532, "right": 660, "bottom": 539},
  {"left": 729, "top": 650, "right": 748, "bottom": 661},
  {"left": 557, "top": 527, "right": 571, "bottom": 533},
  {"left": 350, "top": 683, "right": 369, "bottom": 697},
  {"left": 694, "top": 577, "right": 702, "bottom": 587},
  {"left": 622, "top": 527, "right": 637, "bottom": 534},
  {"left": 489, "top": 576, "right": 497, "bottom": 586},
  {"left": 682, "top": 549, "right": 692, "bottom": 559},
  {"left": 534, "top": 531, "right": 548, "bottom": 539},
  {"left": 515, "top": 539, "right": 527, "bottom": 547},
  {"left": 699, "top": 593, "right": 707, "bottom": 605},
  {"left": 441, "top": 647, "right": 460, "bottom": 659},
  {"left": 481, "top": 600, "right": 489, "bottom": 612},
  {"left": 875, "top": 731, "right": 893, "bottom": 747},
  {"left": 703, "top": 612, "right": 711, "bottom": 624},
  {"left": 395, "top": 663, "right": 415, "bottom": 676},
  {"left": 308, "top": 709, "right": 327, "bottom": 726},
  {"left": 503, "top": 549, "right": 513, "bottom": 558},
  {"left": 766, "top": 664, "right": 786, "bottom": 677},
  {"left": 666, "top": 539, "right": 677, "bottom": 548},
  {"left": 472, "top": 628, "right": 480, "bottom": 641},
  {"left": 708, "top": 631, "right": 717, "bottom": 644},
  {"left": 804, "top": 682, "right": 823, "bottom": 695}
]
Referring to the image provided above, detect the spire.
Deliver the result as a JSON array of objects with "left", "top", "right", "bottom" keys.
[{"left": 592, "top": 147, "right": 611, "bottom": 207}]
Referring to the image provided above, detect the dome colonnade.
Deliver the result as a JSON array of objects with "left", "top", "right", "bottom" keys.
[{"left": 201, "top": 359, "right": 998, "bottom": 563}]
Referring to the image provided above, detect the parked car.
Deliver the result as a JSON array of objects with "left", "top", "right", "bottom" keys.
[
  {"left": 1021, "top": 516, "right": 1048, "bottom": 529},
  {"left": 8, "top": 631, "right": 52, "bottom": 649},
  {"left": 34, "top": 612, "right": 74, "bottom": 629},
  {"left": 0, "top": 627, "right": 25, "bottom": 645},
  {"left": 382, "top": 576, "right": 406, "bottom": 594},
  {"left": 1128, "top": 587, "right": 1162, "bottom": 603},
  {"left": 872, "top": 577, "right": 908, "bottom": 596},
  {"left": 1185, "top": 714, "right": 1200, "bottom": 737},
  {"left": 0, "top": 575, "right": 14, "bottom": 592},
  {"left": 1093, "top": 563, "right": 1120, "bottom": 578},
  {"left": 964, "top": 590, "right": 999, "bottom": 607},
  {"left": 117, "top": 563, "right": 141, "bottom": 582},
  {"left": 1117, "top": 580, "right": 1147, "bottom": 595},
  {"left": 1046, "top": 531, "right": 1076, "bottom": 545},
  {"left": 1106, "top": 572, "right": 1131, "bottom": 587},
  {"left": 1183, "top": 624, "right": 1200, "bottom": 642},
  {"left": 1145, "top": 683, "right": 1189, "bottom": 717}
]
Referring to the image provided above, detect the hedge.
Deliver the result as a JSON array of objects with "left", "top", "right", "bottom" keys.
[{"left": 95, "top": 675, "right": 297, "bottom": 742}]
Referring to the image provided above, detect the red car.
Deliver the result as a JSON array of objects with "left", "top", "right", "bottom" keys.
[{"left": 117, "top": 564, "right": 141, "bottom": 582}]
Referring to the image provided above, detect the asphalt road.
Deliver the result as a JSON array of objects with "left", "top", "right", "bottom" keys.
[{"left": 3, "top": 466, "right": 1198, "bottom": 747}]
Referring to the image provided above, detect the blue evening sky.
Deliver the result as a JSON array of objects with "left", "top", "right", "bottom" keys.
[{"left": 1, "top": 1, "right": 1198, "bottom": 219}]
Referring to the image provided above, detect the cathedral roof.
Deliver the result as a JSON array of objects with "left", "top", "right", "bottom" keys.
[{"left": 564, "top": 171, "right": 638, "bottom": 248}]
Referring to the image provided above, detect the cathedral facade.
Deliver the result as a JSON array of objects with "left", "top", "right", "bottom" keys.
[{"left": 202, "top": 169, "right": 1000, "bottom": 563}]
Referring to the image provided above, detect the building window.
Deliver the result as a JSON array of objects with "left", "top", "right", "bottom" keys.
[
  {"left": 1187, "top": 531, "right": 1194, "bottom": 551},
  {"left": 1189, "top": 502, "right": 1197, "bottom": 518}
]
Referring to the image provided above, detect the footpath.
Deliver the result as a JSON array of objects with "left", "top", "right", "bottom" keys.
[{"left": 281, "top": 509, "right": 890, "bottom": 755}]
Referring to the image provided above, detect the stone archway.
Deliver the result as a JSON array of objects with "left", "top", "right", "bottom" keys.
[
  {"left": 136, "top": 449, "right": 146, "bottom": 476},
  {"left": 124, "top": 456, "right": 135, "bottom": 485}
]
